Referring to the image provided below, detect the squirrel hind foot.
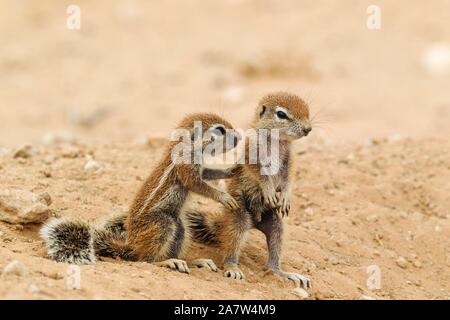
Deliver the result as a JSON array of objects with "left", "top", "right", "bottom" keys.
[
  {"left": 272, "top": 269, "right": 312, "bottom": 289},
  {"left": 156, "top": 258, "right": 191, "bottom": 274},
  {"left": 223, "top": 265, "right": 245, "bottom": 280},
  {"left": 40, "top": 218, "right": 96, "bottom": 265},
  {"left": 191, "top": 258, "right": 218, "bottom": 272}
]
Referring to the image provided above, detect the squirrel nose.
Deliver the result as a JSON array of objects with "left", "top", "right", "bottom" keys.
[{"left": 303, "top": 126, "right": 312, "bottom": 136}]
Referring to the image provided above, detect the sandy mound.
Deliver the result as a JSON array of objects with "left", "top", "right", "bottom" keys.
[{"left": 0, "top": 137, "right": 448, "bottom": 299}]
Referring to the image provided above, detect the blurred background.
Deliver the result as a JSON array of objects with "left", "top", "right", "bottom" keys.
[{"left": 1, "top": 0, "right": 449, "bottom": 147}]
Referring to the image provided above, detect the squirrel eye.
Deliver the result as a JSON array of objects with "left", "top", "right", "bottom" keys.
[
  {"left": 276, "top": 110, "right": 288, "bottom": 120},
  {"left": 214, "top": 126, "right": 226, "bottom": 135}
]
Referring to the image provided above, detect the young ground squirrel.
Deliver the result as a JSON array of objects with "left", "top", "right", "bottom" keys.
[
  {"left": 41, "top": 113, "right": 241, "bottom": 273},
  {"left": 188, "top": 92, "right": 313, "bottom": 288}
]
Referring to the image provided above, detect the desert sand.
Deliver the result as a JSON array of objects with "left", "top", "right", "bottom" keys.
[{"left": 0, "top": 0, "right": 449, "bottom": 299}]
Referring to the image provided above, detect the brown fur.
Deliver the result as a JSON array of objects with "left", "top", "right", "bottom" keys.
[
  {"left": 190, "top": 92, "right": 313, "bottom": 287},
  {"left": 123, "top": 113, "right": 240, "bottom": 270},
  {"left": 255, "top": 91, "right": 310, "bottom": 122},
  {"left": 41, "top": 113, "right": 240, "bottom": 272}
]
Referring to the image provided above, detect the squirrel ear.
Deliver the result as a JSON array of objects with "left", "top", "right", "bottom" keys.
[{"left": 259, "top": 105, "right": 266, "bottom": 117}]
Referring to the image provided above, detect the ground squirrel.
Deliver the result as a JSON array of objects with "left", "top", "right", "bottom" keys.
[
  {"left": 41, "top": 113, "right": 241, "bottom": 273},
  {"left": 188, "top": 92, "right": 313, "bottom": 288}
]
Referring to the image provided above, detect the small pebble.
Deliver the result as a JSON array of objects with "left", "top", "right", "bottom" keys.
[
  {"left": 366, "top": 214, "right": 379, "bottom": 223},
  {"left": 44, "top": 271, "right": 63, "bottom": 280},
  {"left": 84, "top": 159, "right": 102, "bottom": 172},
  {"left": 13, "top": 144, "right": 33, "bottom": 159},
  {"left": 2, "top": 260, "right": 27, "bottom": 277},
  {"left": 291, "top": 287, "right": 309, "bottom": 299},
  {"left": 39, "top": 192, "right": 52, "bottom": 206},
  {"left": 61, "top": 146, "right": 82, "bottom": 158},
  {"left": 304, "top": 207, "right": 314, "bottom": 216},
  {"left": 396, "top": 256, "right": 408, "bottom": 269},
  {"left": 40, "top": 169, "right": 52, "bottom": 178}
]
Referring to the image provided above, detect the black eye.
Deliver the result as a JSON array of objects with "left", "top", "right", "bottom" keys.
[
  {"left": 214, "top": 126, "right": 226, "bottom": 135},
  {"left": 276, "top": 111, "right": 288, "bottom": 119}
]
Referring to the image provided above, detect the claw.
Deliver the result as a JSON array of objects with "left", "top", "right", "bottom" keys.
[
  {"left": 157, "top": 259, "right": 190, "bottom": 274},
  {"left": 229, "top": 198, "right": 239, "bottom": 210},
  {"left": 221, "top": 193, "right": 239, "bottom": 210},
  {"left": 224, "top": 267, "right": 245, "bottom": 280},
  {"left": 191, "top": 258, "right": 218, "bottom": 272},
  {"left": 273, "top": 270, "right": 311, "bottom": 289},
  {"left": 277, "top": 194, "right": 290, "bottom": 217},
  {"left": 262, "top": 189, "right": 279, "bottom": 209}
]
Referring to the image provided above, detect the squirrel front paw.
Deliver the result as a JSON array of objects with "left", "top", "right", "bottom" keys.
[
  {"left": 276, "top": 193, "right": 290, "bottom": 217},
  {"left": 219, "top": 192, "right": 239, "bottom": 210},
  {"left": 261, "top": 188, "right": 278, "bottom": 209}
]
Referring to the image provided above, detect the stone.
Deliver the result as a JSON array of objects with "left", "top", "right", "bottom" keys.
[
  {"left": 38, "top": 192, "right": 52, "bottom": 206},
  {"left": 13, "top": 144, "right": 33, "bottom": 159},
  {"left": 0, "top": 189, "right": 50, "bottom": 224},
  {"left": 291, "top": 287, "right": 309, "bottom": 299},
  {"left": 40, "top": 169, "right": 52, "bottom": 178},
  {"left": 304, "top": 207, "right": 314, "bottom": 216},
  {"left": 61, "top": 145, "right": 82, "bottom": 158},
  {"left": 43, "top": 271, "right": 64, "bottom": 280},
  {"left": 396, "top": 256, "right": 408, "bottom": 269},
  {"left": 84, "top": 159, "right": 102, "bottom": 172},
  {"left": 2, "top": 260, "right": 27, "bottom": 276},
  {"left": 366, "top": 214, "right": 379, "bottom": 222}
]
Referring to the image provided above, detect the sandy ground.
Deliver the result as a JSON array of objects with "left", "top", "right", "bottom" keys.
[
  {"left": 0, "top": 0, "right": 449, "bottom": 299},
  {"left": 0, "top": 138, "right": 449, "bottom": 299}
]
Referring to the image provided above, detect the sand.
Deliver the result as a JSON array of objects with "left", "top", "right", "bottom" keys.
[{"left": 0, "top": 0, "right": 449, "bottom": 299}]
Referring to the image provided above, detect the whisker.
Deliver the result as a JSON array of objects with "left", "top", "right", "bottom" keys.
[{"left": 310, "top": 101, "right": 335, "bottom": 123}]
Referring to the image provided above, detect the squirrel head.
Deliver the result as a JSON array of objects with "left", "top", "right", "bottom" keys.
[
  {"left": 254, "top": 92, "right": 312, "bottom": 141},
  {"left": 175, "top": 113, "right": 241, "bottom": 154}
]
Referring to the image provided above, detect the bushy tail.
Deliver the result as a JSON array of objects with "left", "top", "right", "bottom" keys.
[
  {"left": 40, "top": 213, "right": 133, "bottom": 265},
  {"left": 40, "top": 218, "right": 97, "bottom": 264},
  {"left": 186, "top": 210, "right": 221, "bottom": 246}
]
